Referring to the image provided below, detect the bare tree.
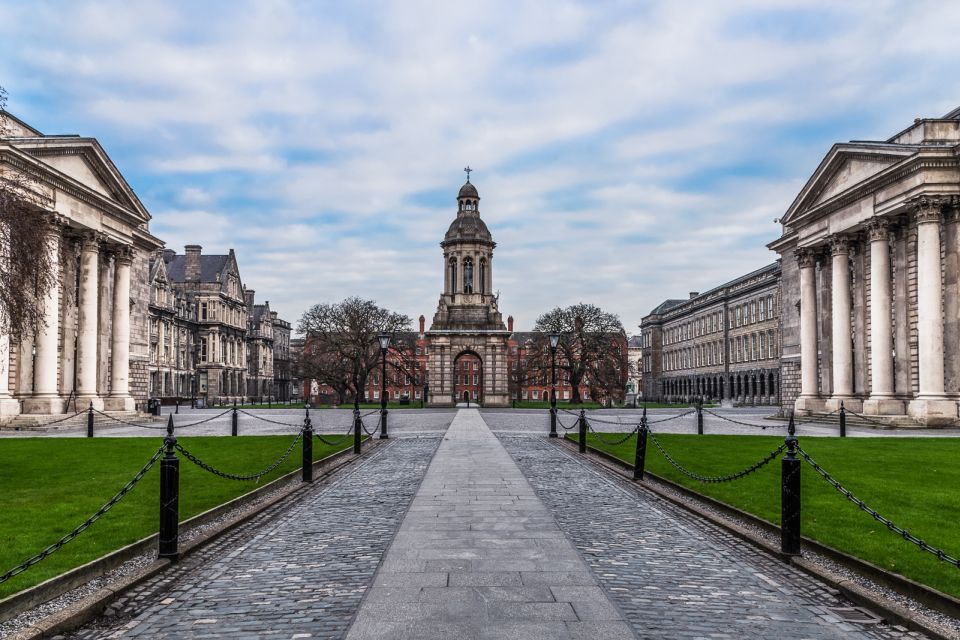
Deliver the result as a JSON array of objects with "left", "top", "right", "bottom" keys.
[
  {"left": 297, "top": 297, "right": 412, "bottom": 405},
  {"left": 0, "top": 86, "right": 59, "bottom": 339},
  {"left": 531, "top": 303, "right": 626, "bottom": 404}
]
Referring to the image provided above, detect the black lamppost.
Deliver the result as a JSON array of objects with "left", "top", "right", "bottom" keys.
[
  {"left": 549, "top": 332, "right": 560, "bottom": 438},
  {"left": 378, "top": 333, "right": 391, "bottom": 439}
]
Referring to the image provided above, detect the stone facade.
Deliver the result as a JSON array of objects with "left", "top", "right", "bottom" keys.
[
  {"left": 769, "top": 105, "right": 960, "bottom": 425},
  {"left": 0, "top": 111, "right": 163, "bottom": 420},
  {"left": 426, "top": 179, "right": 511, "bottom": 407},
  {"left": 246, "top": 295, "right": 275, "bottom": 400},
  {"left": 273, "top": 313, "right": 293, "bottom": 401},
  {"left": 641, "top": 263, "right": 783, "bottom": 407}
]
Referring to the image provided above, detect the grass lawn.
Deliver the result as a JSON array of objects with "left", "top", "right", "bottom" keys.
[
  {"left": 572, "top": 432, "right": 960, "bottom": 598},
  {"left": 512, "top": 401, "right": 603, "bottom": 409},
  {"left": 0, "top": 435, "right": 354, "bottom": 599}
]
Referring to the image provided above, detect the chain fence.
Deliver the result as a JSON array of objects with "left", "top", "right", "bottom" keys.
[
  {"left": 796, "top": 445, "right": 960, "bottom": 569},
  {"left": 646, "top": 409, "right": 696, "bottom": 424},
  {"left": 360, "top": 414, "right": 381, "bottom": 437},
  {"left": 555, "top": 412, "right": 580, "bottom": 432},
  {"left": 701, "top": 408, "right": 784, "bottom": 430},
  {"left": 647, "top": 431, "right": 786, "bottom": 484},
  {"left": 585, "top": 418, "right": 640, "bottom": 446},
  {"left": 175, "top": 431, "right": 303, "bottom": 482},
  {"left": 237, "top": 409, "right": 305, "bottom": 428},
  {"left": 0, "top": 445, "right": 165, "bottom": 585}
]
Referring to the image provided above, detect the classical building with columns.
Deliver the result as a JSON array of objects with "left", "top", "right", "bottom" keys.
[
  {"left": 426, "top": 178, "right": 511, "bottom": 406},
  {"left": 640, "top": 262, "right": 782, "bottom": 405},
  {"left": 769, "top": 106, "right": 960, "bottom": 425},
  {"left": 0, "top": 112, "right": 163, "bottom": 419}
]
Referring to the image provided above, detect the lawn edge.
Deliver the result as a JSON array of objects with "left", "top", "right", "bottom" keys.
[
  {"left": 2, "top": 437, "right": 379, "bottom": 638},
  {"left": 557, "top": 436, "right": 960, "bottom": 640}
]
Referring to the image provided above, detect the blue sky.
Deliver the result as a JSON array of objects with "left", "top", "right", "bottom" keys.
[{"left": 2, "top": 0, "right": 960, "bottom": 332}]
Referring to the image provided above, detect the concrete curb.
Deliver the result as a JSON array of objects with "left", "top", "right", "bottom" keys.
[
  {"left": 3, "top": 437, "right": 380, "bottom": 639},
  {"left": 556, "top": 437, "right": 960, "bottom": 640}
]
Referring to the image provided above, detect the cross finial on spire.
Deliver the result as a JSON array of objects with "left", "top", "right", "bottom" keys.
[{"left": 464, "top": 165, "right": 472, "bottom": 182}]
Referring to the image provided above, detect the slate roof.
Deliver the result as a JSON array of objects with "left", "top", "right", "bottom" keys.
[
  {"left": 648, "top": 299, "right": 685, "bottom": 316},
  {"left": 165, "top": 254, "right": 229, "bottom": 283},
  {"left": 443, "top": 215, "right": 493, "bottom": 245}
]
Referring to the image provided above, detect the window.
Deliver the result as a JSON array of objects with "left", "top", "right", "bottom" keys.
[
  {"left": 463, "top": 258, "right": 474, "bottom": 294},
  {"left": 532, "top": 390, "right": 539, "bottom": 399},
  {"left": 473, "top": 374, "right": 478, "bottom": 385},
  {"left": 479, "top": 258, "right": 486, "bottom": 294},
  {"left": 201, "top": 302, "right": 208, "bottom": 320},
  {"left": 449, "top": 258, "right": 457, "bottom": 294}
]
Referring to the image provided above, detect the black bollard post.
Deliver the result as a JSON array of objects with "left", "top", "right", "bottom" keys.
[
  {"left": 380, "top": 407, "right": 389, "bottom": 440},
  {"left": 634, "top": 409, "right": 648, "bottom": 481},
  {"left": 87, "top": 401, "right": 94, "bottom": 438},
  {"left": 578, "top": 409, "right": 587, "bottom": 454},
  {"left": 354, "top": 409, "right": 362, "bottom": 454},
  {"left": 697, "top": 399, "right": 704, "bottom": 436},
  {"left": 175, "top": 399, "right": 179, "bottom": 414},
  {"left": 302, "top": 407, "right": 314, "bottom": 483},
  {"left": 549, "top": 406, "right": 557, "bottom": 438},
  {"left": 231, "top": 401, "right": 238, "bottom": 437},
  {"left": 839, "top": 401, "right": 846, "bottom": 438},
  {"left": 781, "top": 412, "right": 801, "bottom": 556},
  {"left": 159, "top": 414, "right": 180, "bottom": 560}
]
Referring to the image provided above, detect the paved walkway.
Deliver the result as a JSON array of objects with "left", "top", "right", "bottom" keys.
[
  {"left": 69, "top": 438, "right": 439, "bottom": 639},
  {"left": 500, "top": 435, "right": 926, "bottom": 640},
  {"left": 348, "top": 409, "right": 633, "bottom": 639}
]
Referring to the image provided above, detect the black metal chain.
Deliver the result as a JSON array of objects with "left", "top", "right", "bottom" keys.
[
  {"left": 360, "top": 414, "right": 380, "bottom": 437},
  {"left": 647, "top": 409, "right": 697, "bottom": 424},
  {"left": 556, "top": 413, "right": 580, "bottom": 432},
  {"left": 175, "top": 431, "right": 303, "bottom": 481},
  {"left": 796, "top": 445, "right": 960, "bottom": 569},
  {"left": 843, "top": 409, "right": 895, "bottom": 429},
  {"left": 236, "top": 409, "right": 305, "bottom": 427},
  {"left": 93, "top": 408, "right": 234, "bottom": 430},
  {"left": 0, "top": 446, "right": 165, "bottom": 584},
  {"left": 701, "top": 408, "right": 784, "bottom": 430},
  {"left": 315, "top": 431, "right": 354, "bottom": 446},
  {"left": 34, "top": 409, "right": 87, "bottom": 426},
  {"left": 360, "top": 409, "right": 379, "bottom": 418},
  {"left": 585, "top": 419, "right": 640, "bottom": 446},
  {"left": 172, "top": 408, "right": 235, "bottom": 427},
  {"left": 648, "top": 432, "right": 786, "bottom": 483}
]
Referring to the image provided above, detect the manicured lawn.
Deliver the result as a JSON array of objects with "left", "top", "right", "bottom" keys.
[
  {"left": 512, "top": 401, "right": 603, "bottom": 409},
  {"left": 0, "top": 435, "right": 354, "bottom": 599},
  {"left": 572, "top": 432, "right": 960, "bottom": 598}
]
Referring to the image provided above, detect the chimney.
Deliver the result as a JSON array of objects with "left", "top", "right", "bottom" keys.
[
  {"left": 162, "top": 248, "right": 175, "bottom": 263},
  {"left": 244, "top": 289, "right": 256, "bottom": 309},
  {"left": 419, "top": 315, "right": 425, "bottom": 334},
  {"left": 184, "top": 245, "right": 202, "bottom": 282},
  {"left": 508, "top": 315, "right": 514, "bottom": 332},
  {"left": 689, "top": 291, "right": 699, "bottom": 299}
]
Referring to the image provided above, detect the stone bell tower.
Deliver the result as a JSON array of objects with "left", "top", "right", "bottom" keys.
[{"left": 426, "top": 171, "right": 511, "bottom": 407}]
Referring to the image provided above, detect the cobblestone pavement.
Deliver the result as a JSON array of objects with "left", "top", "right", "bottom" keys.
[
  {"left": 0, "top": 408, "right": 456, "bottom": 439},
  {"left": 348, "top": 409, "right": 634, "bottom": 639},
  {"left": 481, "top": 407, "right": 960, "bottom": 438},
  {"left": 498, "top": 435, "right": 928, "bottom": 640},
  {"left": 67, "top": 437, "right": 440, "bottom": 639}
]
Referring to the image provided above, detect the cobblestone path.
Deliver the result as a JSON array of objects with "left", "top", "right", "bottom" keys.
[
  {"left": 69, "top": 438, "right": 440, "bottom": 639},
  {"left": 348, "top": 409, "right": 634, "bottom": 639},
  {"left": 499, "top": 436, "right": 926, "bottom": 640}
]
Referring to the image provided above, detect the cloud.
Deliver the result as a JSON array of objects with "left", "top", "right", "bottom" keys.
[{"left": 3, "top": 0, "right": 960, "bottom": 330}]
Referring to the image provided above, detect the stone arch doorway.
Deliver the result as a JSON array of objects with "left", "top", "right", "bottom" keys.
[{"left": 453, "top": 350, "right": 483, "bottom": 405}]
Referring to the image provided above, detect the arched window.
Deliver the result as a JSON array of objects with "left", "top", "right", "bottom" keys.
[
  {"left": 463, "top": 258, "right": 474, "bottom": 294},
  {"left": 479, "top": 258, "right": 486, "bottom": 294},
  {"left": 449, "top": 258, "right": 457, "bottom": 294}
]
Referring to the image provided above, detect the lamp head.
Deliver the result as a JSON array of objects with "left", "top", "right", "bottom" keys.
[
  {"left": 549, "top": 333, "right": 560, "bottom": 349},
  {"left": 377, "top": 333, "right": 391, "bottom": 350}
]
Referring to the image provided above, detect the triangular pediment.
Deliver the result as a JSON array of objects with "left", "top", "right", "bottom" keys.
[
  {"left": 782, "top": 144, "right": 914, "bottom": 225},
  {"left": 15, "top": 138, "right": 151, "bottom": 223}
]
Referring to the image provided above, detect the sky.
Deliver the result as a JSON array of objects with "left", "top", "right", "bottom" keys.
[{"left": 2, "top": 0, "right": 960, "bottom": 334}]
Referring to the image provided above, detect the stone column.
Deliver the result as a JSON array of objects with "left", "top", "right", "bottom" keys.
[
  {"left": 794, "top": 248, "right": 824, "bottom": 413},
  {"left": 24, "top": 216, "right": 63, "bottom": 414},
  {"left": 826, "top": 235, "right": 858, "bottom": 411},
  {"left": 907, "top": 197, "right": 955, "bottom": 424},
  {"left": 0, "top": 334, "right": 21, "bottom": 417},
  {"left": 76, "top": 232, "right": 104, "bottom": 410},
  {"left": 864, "top": 218, "right": 903, "bottom": 415},
  {"left": 106, "top": 246, "right": 135, "bottom": 411}
]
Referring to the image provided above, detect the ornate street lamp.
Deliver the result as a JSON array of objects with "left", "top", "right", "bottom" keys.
[
  {"left": 548, "top": 332, "right": 560, "bottom": 438},
  {"left": 377, "top": 333, "right": 391, "bottom": 439}
]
